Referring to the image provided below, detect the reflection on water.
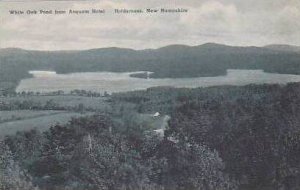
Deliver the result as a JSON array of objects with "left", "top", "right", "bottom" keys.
[{"left": 16, "top": 70, "right": 300, "bottom": 93}]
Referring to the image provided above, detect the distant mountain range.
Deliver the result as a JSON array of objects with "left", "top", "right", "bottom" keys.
[
  {"left": 1, "top": 43, "right": 300, "bottom": 53},
  {"left": 264, "top": 44, "right": 300, "bottom": 52},
  {"left": 1, "top": 43, "right": 300, "bottom": 93}
]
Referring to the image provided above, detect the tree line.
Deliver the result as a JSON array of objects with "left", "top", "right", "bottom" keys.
[{"left": 2, "top": 82, "right": 300, "bottom": 189}]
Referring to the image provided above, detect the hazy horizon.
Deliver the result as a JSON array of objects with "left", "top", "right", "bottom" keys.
[{"left": 1, "top": 42, "right": 300, "bottom": 52}]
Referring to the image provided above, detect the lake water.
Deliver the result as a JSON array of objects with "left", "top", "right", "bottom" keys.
[{"left": 16, "top": 70, "right": 300, "bottom": 94}]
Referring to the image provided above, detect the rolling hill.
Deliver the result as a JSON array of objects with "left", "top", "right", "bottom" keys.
[{"left": 1, "top": 43, "right": 300, "bottom": 94}]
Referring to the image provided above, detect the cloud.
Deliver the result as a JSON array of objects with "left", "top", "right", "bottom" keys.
[
  {"left": 180, "top": 2, "right": 239, "bottom": 36},
  {"left": 0, "top": 0, "right": 299, "bottom": 50}
]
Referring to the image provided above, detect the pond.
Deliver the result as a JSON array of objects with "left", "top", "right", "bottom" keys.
[{"left": 16, "top": 70, "right": 300, "bottom": 94}]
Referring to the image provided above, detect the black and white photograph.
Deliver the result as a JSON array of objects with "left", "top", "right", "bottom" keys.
[{"left": 1, "top": 0, "right": 300, "bottom": 189}]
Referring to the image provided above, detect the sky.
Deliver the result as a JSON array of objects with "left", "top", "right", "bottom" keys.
[{"left": 0, "top": 0, "right": 299, "bottom": 50}]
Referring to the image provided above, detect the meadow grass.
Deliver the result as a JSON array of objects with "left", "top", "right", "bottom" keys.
[{"left": 0, "top": 111, "right": 94, "bottom": 138}]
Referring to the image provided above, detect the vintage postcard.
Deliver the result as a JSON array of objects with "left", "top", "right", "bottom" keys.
[{"left": 0, "top": 0, "right": 300, "bottom": 190}]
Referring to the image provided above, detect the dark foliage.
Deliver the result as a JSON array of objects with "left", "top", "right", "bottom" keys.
[
  {"left": 3, "top": 113, "right": 234, "bottom": 190},
  {"left": 113, "top": 83, "right": 300, "bottom": 189},
  {"left": 3, "top": 82, "right": 300, "bottom": 189}
]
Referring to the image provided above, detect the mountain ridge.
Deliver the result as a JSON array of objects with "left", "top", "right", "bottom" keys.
[
  {"left": 1, "top": 43, "right": 299, "bottom": 53},
  {"left": 1, "top": 42, "right": 300, "bottom": 94}
]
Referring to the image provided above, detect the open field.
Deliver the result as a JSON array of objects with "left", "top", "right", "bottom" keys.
[
  {"left": 0, "top": 110, "right": 65, "bottom": 123},
  {"left": 0, "top": 95, "right": 110, "bottom": 110},
  {"left": 0, "top": 111, "right": 94, "bottom": 137},
  {"left": 136, "top": 113, "right": 168, "bottom": 130},
  {"left": 0, "top": 94, "right": 109, "bottom": 137}
]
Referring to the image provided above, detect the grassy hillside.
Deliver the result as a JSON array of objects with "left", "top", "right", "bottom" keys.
[
  {"left": 0, "top": 111, "right": 93, "bottom": 137},
  {"left": 0, "top": 95, "right": 109, "bottom": 111},
  {"left": 0, "top": 94, "right": 110, "bottom": 137}
]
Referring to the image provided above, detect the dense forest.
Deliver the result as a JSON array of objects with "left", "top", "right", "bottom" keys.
[
  {"left": 1, "top": 43, "right": 300, "bottom": 94},
  {"left": 2, "top": 82, "right": 300, "bottom": 189}
]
